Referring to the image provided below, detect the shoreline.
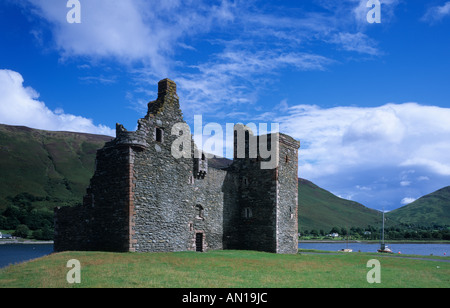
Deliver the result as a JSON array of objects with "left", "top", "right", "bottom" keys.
[
  {"left": 0, "top": 239, "right": 54, "bottom": 245},
  {"left": 299, "top": 240, "right": 450, "bottom": 244}
]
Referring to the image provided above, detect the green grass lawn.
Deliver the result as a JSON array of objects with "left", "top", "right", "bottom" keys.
[{"left": 1, "top": 250, "right": 449, "bottom": 288}]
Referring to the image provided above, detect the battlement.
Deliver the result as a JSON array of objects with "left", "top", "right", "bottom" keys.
[{"left": 115, "top": 123, "right": 148, "bottom": 149}]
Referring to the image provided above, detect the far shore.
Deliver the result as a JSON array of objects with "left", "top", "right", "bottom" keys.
[
  {"left": 0, "top": 239, "right": 53, "bottom": 245},
  {"left": 299, "top": 239, "right": 450, "bottom": 244}
]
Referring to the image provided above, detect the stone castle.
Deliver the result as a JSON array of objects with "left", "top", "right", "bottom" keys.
[{"left": 54, "top": 79, "right": 300, "bottom": 254}]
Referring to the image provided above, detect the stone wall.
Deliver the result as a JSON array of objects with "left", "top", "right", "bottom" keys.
[
  {"left": 276, "top": 134, "right": 300, "bottom": 254},
  {"left": 54, "top": 78, "right": 300, "bottom": 254},
  {"left": 54, "top": 140, "right": 135, "bottom": 252}
]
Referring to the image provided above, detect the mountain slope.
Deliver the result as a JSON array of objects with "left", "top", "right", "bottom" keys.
[
  {"left": 298, "top": 178, "right": 381, "bottom": 232},
  {"left": 0, "top": 124, "right": 112, "bottom": 209},
  {"left": 387, "top": 186, "right": 450, "bottom": 226}
]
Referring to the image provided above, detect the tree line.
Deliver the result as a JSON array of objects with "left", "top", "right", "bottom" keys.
[
  {"left": 0, "top": 193, "right": 54, "bottom": 240},
  {"left": 300, "top": 224, "right": 450, "bottom": 241}
]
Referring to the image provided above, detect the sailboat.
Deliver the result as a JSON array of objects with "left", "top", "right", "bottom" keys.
[
  {"left": 377, "top": 210, "right": 394, "bottom": 254},
  {"left": 340, "top": 226, "right": 352, "bottom": 252}
]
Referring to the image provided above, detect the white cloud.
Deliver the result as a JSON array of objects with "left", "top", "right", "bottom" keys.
[
  {"left": 356, "top": 185, "right": 372, "bottom": 191},
  {"left": 274, "top": 101, "right": 450, "bottom": 210},
  {"left": 276, "top": 102, "right": 450, "bottom": 180},
  {"left": 401, "top": 197, "right": 417, "bottom": 205},
  {"left": 26, "top": 0, "right": 234, "bottom": 76},
  {"left": 330, "top": 32, "right": 380, "bottom": 55},
  {"left": 23, "top": 0, "right": 394, "bottom": 117},
  {"left": 422, "top": 2, "right": 450, "bottom": 23},
  {"left": 0, "top": 69, "right": 114, "bottom": 136},
  {"left": 176, "top": 49, "right": 333, "bottom": 116}
]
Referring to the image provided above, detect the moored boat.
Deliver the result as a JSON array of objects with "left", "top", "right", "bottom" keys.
[
  {"left": 377, "top": 211, "right": 394, "bottom": 254},
  {"left": 377, "top": 244, "right": 393, "bottom": 254}
]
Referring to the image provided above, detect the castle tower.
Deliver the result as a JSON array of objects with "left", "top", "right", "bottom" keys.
[{"left": 224, "top": 125, "right": 300, "bottom": 254}]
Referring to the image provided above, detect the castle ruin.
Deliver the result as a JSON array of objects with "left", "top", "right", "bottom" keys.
[{"left": 54, "top": 79, "right": 300, "bottom": 254}]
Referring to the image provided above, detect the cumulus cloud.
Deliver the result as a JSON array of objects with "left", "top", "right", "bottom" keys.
[
  {"left": 0, "top": 69, "right": 114, "bottom": 136},
  {"left": 275, "top": 102, "right": 450, "bottom": 209},
  {"left": 277, "top": 102, "right": 450, "bottom": 179},
  {"left": 25, "top": 0, "right": 237, "bottom": 77}
]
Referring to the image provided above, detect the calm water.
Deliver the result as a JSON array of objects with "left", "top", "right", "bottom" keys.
[
  {"left": 0, "top": 244, "right": 54, "bottom": 269},
  {"left": 299, "top": 242, "right": 450, "bottom": 257}
]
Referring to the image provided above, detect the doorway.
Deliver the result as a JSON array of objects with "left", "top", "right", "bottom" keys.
[{"left": 195, "top": 233, "right": 203, "bottom": 252}]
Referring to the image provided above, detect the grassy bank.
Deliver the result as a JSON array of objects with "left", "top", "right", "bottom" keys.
[{"left": 1, "top": 250, "right": 449, "bottom": 288}]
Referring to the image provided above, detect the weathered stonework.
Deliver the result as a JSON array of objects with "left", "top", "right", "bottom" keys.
[{"left": 54, "top": 79, "right": 300, "bottom": 254}]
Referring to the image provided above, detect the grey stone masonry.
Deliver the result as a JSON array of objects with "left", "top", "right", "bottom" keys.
[{"left": 54, "top": 78, "right": 300, "bottom": 254}]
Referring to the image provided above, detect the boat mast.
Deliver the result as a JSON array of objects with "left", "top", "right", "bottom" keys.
[{"left": 381, "top": 210, "right": 385, "bottom": 250}]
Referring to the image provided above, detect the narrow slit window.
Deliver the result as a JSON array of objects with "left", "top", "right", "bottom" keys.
[
  {"left": 243, "top": 207, "right": 253, "bottom": 219},
  {"left": 155, "top": 127, "right": 163, "bottom": 143}
]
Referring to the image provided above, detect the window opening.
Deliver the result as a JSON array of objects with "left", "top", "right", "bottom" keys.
[
  {"left": 155, "top": 127, "right": 163, "bottom": 142},
  {"left": 195, "top": 204, "right": 204, "bottom": 220}
]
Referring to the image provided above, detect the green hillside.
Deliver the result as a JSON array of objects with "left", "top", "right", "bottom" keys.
[
  {"left": 298, "top": 178, "right": 381, "bottom": 232},
  {"left": 0, "top": 124, "right": 112, "bottom": 210},
  {"left": 387, "top": 186, "right": 450, "bottom": 226}
]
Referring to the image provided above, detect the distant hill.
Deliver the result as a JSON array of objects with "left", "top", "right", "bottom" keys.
[
  {"left": 298, "top": 178, "right": 381, "bottom": 232},
  {"left": 387, "top": 186, "right": 450, "bottom": 226},
  {"left": 0, "top": 124, "right": 112, "bottom": 209}
]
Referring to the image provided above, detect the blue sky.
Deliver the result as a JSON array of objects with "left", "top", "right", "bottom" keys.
[{"left": 0, "top": 0, "right": 450, "bottom": 211}]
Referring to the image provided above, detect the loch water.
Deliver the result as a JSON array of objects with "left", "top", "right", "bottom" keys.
[
  {"left": 0, "top": 244, "right": 54, "bottom": 269},
  {"left": 299, "top": 242, "right": 449, "bottom": 257}
]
